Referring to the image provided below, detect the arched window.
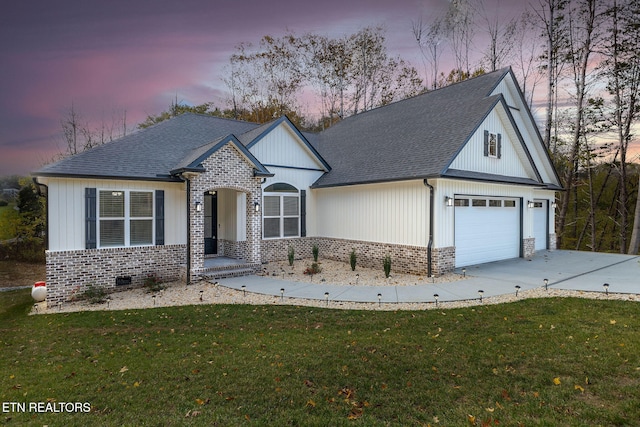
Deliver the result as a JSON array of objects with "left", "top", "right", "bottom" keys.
[{"left": 263, "top": 183, "right": 299, "bottom": 238}]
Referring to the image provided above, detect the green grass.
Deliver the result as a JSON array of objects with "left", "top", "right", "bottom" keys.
[{"left": 1, "top": 292, "right": 640, "bottom": 426}]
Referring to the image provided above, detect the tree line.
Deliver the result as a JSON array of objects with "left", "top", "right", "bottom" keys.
[{"left": 55, "top": 0, "right": 640, "bottom": 255}]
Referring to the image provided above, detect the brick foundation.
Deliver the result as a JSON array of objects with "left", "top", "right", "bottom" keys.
[
  {"left": 261, "top": 237, "right": 433, "bottom": 276},
  {"left": 523, "top": 238, "right": 535, "bottom": 258},
  {"left": 45, "top": 244, "right": 187, "bottom": 303},
  {"left": 431, "top": 246, "right": 455, "bottom": 275}
]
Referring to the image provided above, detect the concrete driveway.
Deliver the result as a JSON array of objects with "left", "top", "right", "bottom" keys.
[
  {"left": 219, "top": 250, "right": 640, "bottom": 303},
  {"left": 462, "top": 250, "right": 639, "bottom": 295}
]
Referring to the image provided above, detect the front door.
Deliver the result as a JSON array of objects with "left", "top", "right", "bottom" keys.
[{"left": 204, "top": 192, "right": 217, "bottom": 255}]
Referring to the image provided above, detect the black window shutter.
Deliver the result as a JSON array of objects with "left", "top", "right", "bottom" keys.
[
  {"left": 497, "top": 133, "right": 502, "bottom": 159},
  {"left": 85, "top": 188, "right": 97, "bottom": 249},
  {"left": 155, "top": 190, "right": 165, "bottom": 245},
  {"left": 300, "top": 190, "right": 306, "bottom": 237},
  {"left": 483, "top": 130, "right": 489, "bottom": 157}
]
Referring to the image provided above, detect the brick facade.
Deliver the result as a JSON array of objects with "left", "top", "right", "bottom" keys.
[
  {"left": 45, "top": 244, "right": 186, "bottom": 303},
  {"left": 188, "top": 143, "right": 263, "bottom": 276}
]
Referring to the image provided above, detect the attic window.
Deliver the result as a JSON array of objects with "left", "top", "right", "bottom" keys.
[{"left": 483, "top": 131, "right": 502, "bottom": 158}]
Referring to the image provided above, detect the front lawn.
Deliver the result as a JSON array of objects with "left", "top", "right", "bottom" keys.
[{"left": 1, "top": 291, "right": 639, "bottom": 426}]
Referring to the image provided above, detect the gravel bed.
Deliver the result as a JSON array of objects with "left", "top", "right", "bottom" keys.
[{"left": 31, "top": 258, "right": 639, "bottom": 315}]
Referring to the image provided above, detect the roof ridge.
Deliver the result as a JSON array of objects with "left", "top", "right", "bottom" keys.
[{"left": 321, "top": 67, "right": 510, "bottom": 130}]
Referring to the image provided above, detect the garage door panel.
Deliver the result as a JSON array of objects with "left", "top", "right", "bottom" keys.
[{"left": 455, "top": 198, "right": 520, "bottom": 267}]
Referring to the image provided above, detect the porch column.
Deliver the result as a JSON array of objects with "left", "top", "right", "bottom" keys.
[
  {"left": 189, "top": 190, "right": 204, "bottom": 275},
  {"left": 246, "top": 190, "right": 262, "bottom": 264}
]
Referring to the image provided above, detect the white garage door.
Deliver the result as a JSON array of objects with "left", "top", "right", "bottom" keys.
[
  {"left": 454, "top": 197, "right": 521, "bottom": 267},
  {"left": 532, "top": 200, "right": 548, "bottom": 251}
]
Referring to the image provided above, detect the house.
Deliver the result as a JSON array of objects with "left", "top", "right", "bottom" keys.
[{"left": 33, "top": 67, "right": 561, "bottom": 303}]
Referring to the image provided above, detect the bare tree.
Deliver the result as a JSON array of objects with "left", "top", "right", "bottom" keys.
[
  {"left": 444, "top": 0, "right": 476, "bottom": 75},
  {"left": 478, "top": 0, "right": 518, "bottom": 72},
  {"left": 556, "top": 0, "right": 604, "bottom": 249},
  {"left": 412, "top": 17, "right": 446, "bottom": 90}
]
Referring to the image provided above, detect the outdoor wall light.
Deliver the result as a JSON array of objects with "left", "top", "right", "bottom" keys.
[
  {"left": 603, "top": 283, "right": 609, "bottom": 295},
  {"left": 551, "top": 201, "right": 557, "bottom": 208},
  {"left": 434, "top": 294, "right": 439, "bottom": 307},
  {"left": 445, "top": 196, "right": 454, "bottom": 207},
  {"left": 478, "top": 289, "right": 484, "bottom": 302},
  {"left": 195, "top": 201, "right": 202, "bottom": 212},
  {"left": 254, "top": 202, "right": 261, "bottom": 213},
  {"left": 527, "top": 201, "right": 535, "bottom": 208},
  {"left": 544, "top": 278, "right": 549, "bottom": 290}
]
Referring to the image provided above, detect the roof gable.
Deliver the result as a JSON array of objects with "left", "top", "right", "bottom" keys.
[
  {"left": 170, "top": 135, "right": 272, "bottom": 177},
  {"left": 244, "top": 116, "right": 330, "bottom": 171},
  {"left": 445, "top": 99, "right": 540, "bottom": 181}
]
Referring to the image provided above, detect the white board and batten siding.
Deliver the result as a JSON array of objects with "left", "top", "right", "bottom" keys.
[
  {"left": 41, "top": 177, "right": 186, "bottom": 252},
  {"left": 314, "top": 180, "right": 429, "bottom": 247},
  {"left": 491, "top": 75, "right": 558, "bottom": 185},
  {"left": 248, "top": 122, "right": 326, "bottom": 171},
  {"left": 448, "top": 107, "right": 537, "bottom": 180}
]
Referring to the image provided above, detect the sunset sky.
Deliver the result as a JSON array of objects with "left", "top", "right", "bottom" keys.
[{"left": 1, "top": 0, "right": 538, "bottom": 176}]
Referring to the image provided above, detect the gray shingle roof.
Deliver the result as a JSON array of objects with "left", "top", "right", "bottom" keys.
[
  {"left": 35, "top": 68, "right": 524, "bottom": 188},
  {"left": 311, "top": 68, "right": 509, "bottom": 188},
  {"left": 35, "top": 114, "right": 261, "bottom": 180}
]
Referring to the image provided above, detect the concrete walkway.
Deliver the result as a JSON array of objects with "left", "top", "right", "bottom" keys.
[{"left": 218, "top": 250, "right": 640, "bottom": 304}]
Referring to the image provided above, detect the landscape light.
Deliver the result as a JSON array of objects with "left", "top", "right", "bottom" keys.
[
  {"left": 377, "top": 293, "right": 382, "bottom": 306},
  {"left": 242, "top": 285, "right": 246, "bottom": 297},
  {"left": 603, "top": 283, "right": 609, "bottom": 296},
  {"left": 152, "top": 294, "right": 156, "bottom": 306},
  {"left": 434, "top": 294, "right": 439, "bottom": 307},
  {"left": 478, "top": 289, "right": 484, "bottom": 302},
  {"left": 199, "top": 290, "right": 204, "bottom": 301},
  {"left": 515, "top": 285, "right": 521, "bottom": 297},
  {"left": 462, "top": 268, "right": 466, "bottom": 277},
  {"left": 280, "top": 288, "right": 285, "bottom": 302},
  {"left": 324, "top": 292, "right": 329, "bottom": 306},
  {"left": 544, "top": 278, "right": 549, "bottom": 290},
  {"left": 107, "top": 296, "right": 111, "bottom": 308}
]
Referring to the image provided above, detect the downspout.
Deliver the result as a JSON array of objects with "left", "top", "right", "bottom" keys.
[
  {"left": 423, "top": 179, "right": 434, "bottom": 278},
  {"left": 32, "top": 177, "right": 49, "bottom": 251},
  {"left": 185, "top": 176, "right": 192, "bottom": 286}
]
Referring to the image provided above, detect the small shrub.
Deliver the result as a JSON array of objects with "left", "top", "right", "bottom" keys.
[
  {"left": 303, "top": 262, "right": 322, "bottom": 275},
  {"left": 288, "top": 245, "right": 295, "bottom": 266},
  {"left": 83, "top": 284, "right": 108, "bottom": 304},
  {"left": 312, "top": 244, "right": 319, "bottom": 262},
  {"left": 144, "top": 273, "right": 165, "bottom": 293},
  {"left": 383, "top": 254, "right": 391, "bottom": 278},
  {"left": 350, "top": 249, "right": 357, "bottom": 271}
]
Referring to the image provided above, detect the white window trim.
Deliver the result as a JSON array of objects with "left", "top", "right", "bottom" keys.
[
  {"left": 262, "top": 191, "right": 300, "bottom": 240},
  {"left": 97, "top": 189, "right": 155, "bottom": 248}
]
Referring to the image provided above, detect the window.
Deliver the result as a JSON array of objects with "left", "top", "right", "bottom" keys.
[
  {"left": 454, "top": 198, "right": 469, "bottom": 207},
  {"left": 472, "top": 199, "right": 487, "bottom": 207},
  {"left": 263, "top": 183, "right": 299, "bottom": 239},
  {"left": 489, "top": 199, "right": 502, "bottom": 207},
  {"left": 98, "top": 190, "right": 153, "bottom": 247},
  {"left": 504, "top": 200, "right": 516, "bottom": 208},
  {"left": 483, "top": 130, "right": 502, "bottom": 158},
  {"left": 488, "top": 133, "right": 498, "bottom": 157}
]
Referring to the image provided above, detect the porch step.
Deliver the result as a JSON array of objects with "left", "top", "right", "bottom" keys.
[{"left": 202, "top": 263, "right": 261, "bottom": 280}]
